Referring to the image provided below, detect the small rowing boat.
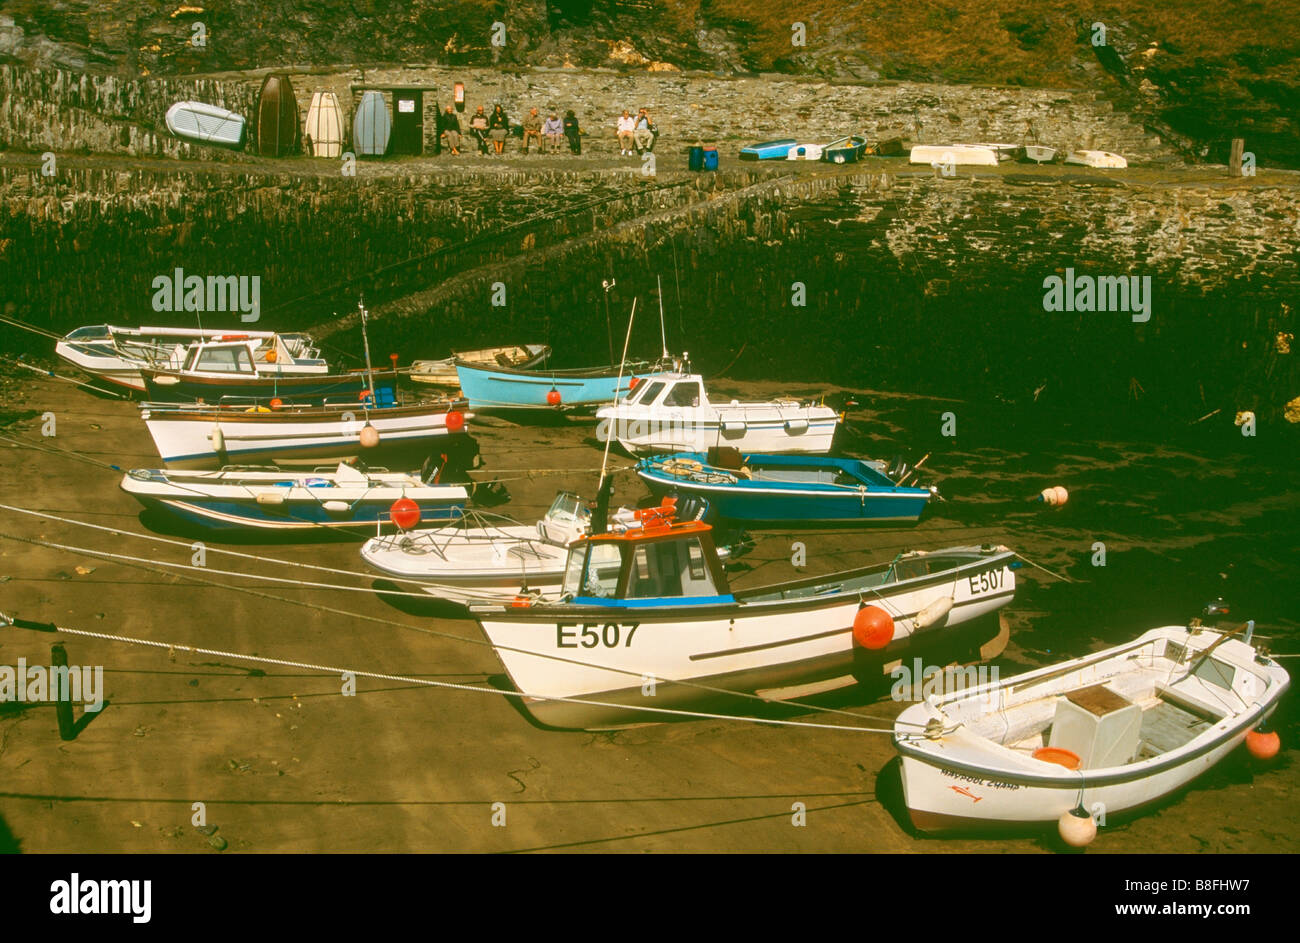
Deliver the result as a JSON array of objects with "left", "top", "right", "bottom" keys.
[
  {"left": 636, "top": 450, "right": 934, "bottom": 524},
  {"left": 894, "top": 621, "right": 1289, "bottom": 833},
  {"left": 909, "top": 144, "right": 999, "bottom": 167},
  {"left": 120, "top": 462, "right": 468, "bottom": 533},
  {"left": 739, "top": 139, "right": 798, "bottom": 161},
  {"left": 1064, "top": 149, "right": 1128, "bottom": 169},
  {"left": 409, "top": 344, "right": 551, "bottom": 387}
]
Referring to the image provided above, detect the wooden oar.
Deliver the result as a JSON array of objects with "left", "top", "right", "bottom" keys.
[{"left": 895, "top": 452, "right": 930, "bottom": 485}]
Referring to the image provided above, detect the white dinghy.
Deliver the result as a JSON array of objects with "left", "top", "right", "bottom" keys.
[
  {"left": 909, "top": 144, "right": 999, "bottom": 167},
  {"left": 1064, "top": 149, "right": 1128, "bottom": 169},
  {"left": 595, "top": 370, "right": 841, "bottom": 456},
  {"left": 894, "top": 622, "right": 1289, "bottom": 834}
]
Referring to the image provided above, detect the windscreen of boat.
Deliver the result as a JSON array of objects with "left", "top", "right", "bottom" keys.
[
  {"left": 626, "top": 537, "right": 719, "bottom": 600},
  {"left": 631, "top": 380, "right": 667, "bottom": 406},
  {"left": 664, "top": 382, "right": 702, "bottom": 408},
  {"left": 190, "top": 345, "right": 255, "bottom": 374},
  {"left": 564, "top": 543, "right": 623, "bottom": 599}
]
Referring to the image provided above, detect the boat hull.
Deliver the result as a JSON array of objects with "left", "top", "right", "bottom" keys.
[
  {"left": 909, "top": 145, "right": 999, "bottom": 166},
  {"left": 139, "top": 403, "right": 472, "bottom": 469},
  {"left": 456, "top": 362, "right": 668, "bottom": 409},
  {"left": 600, "top": 412, "right": 840, "bottom": 456},
  {"left": 141, "top": 370, "right": 387, "bottom": 403}
]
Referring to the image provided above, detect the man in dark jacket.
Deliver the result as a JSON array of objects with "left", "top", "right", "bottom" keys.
[
  {"left": 440, "top": 105, "right": 462, "bottom": 155},
  {"left": 563, "top": 110, "right": 581, "bottom": 155}
]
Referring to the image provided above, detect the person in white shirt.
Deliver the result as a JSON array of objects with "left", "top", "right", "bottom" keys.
[{"left": 616, "top": 110, "right": 635, "bottom": 156}]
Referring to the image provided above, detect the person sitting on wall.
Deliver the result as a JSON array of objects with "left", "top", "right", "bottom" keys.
[
  {"left": 563, "top": 110, "right": 582, "bottom": 154},
  {"left": 617, "top": 109, "right": 635, "bottom": 156},
  {"left": 522, "top": 108, "right": 544, "bottom": 153},
  {"left": 440, "top": 105, "right": 462, "bottom": 156},
  {"left": 468, "top": 105, "right": 489, "bottom": 154},
  {"left": 634, "top": 108, "right": 657, "bottom": 155},
  {"left": 488, "top": 104, "right": 510, "bottom": 156},
  {"left": 543, "top": 112, "right": 564, "bottom": 153}
]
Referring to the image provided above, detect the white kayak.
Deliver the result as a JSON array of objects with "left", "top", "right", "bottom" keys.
[{"left": 894, "top": 623, "right": 1288, "bottom": 834}]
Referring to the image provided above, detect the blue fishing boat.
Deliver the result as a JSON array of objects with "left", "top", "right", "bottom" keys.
[
  {"left": 636, "top": 449, "right": 936, "bottom": 524},
  {"left": 739, "top": 139, "right": 797, "bottom": 160},
  {"left": 455, "top": 359, "right": 672, "bottom": 410}
]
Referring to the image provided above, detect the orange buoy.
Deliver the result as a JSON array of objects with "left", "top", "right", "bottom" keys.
[
  {"left": 546, "top": 389, "right": 562, "bottom": 407},
  {"left": 269, "top": 397, "right": 283, "bottom": 409},
  {"left": 852, "top": 605, "right": 894, "bottom": 650},
  {"left": 1053, "top": 485, "right": 1069, "bottom": 506},
  {"left": 390, "top": 497, "right": 421, "bottom": 530},
  {"left": 359, "top": 423, "right": 380, "bottom": 448},
  {"left": 1058, "top": 805, "right": 1097, "bottom": 848},
  {"left": 1032, "top": 746, "right": 1082, "bottom": 770},
  {"left": 1247, "top": 726, "right": 1281, "bottom": 760},
  {"left": 358, "top": 389, "right": 374, "bottom": 403},
  {"left": 511, "top": 595, "right": 533, "bottom": 608},
  {"left": 445, "top": 410, "right": 465, "bottom": 433},
  {"left": 265, "top": 348, "right": 278, "bottom": 363}
]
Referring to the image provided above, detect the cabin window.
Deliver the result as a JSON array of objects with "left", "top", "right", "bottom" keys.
[
  {"left": 626, "top": 537, "right": 718, "bottom": 599},
  {"left": 634, "top": 381, "right": 666, "bottom": 406},
  {"left": 196, "top": 346, "right": 254, "bottom": 374},
  {"left": 579, "top": 544, "right": 623, "bottom": 598},
  {"left": 664, "top": 382, "right": 701, "bottom": 408}
]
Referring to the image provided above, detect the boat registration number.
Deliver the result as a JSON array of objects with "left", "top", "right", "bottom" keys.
[
  {"left": 556, "top": 623, "right": 640, "bottom": 649},
  {"left": 968, "top": 568, "right": 1005, "bottom": 595}
]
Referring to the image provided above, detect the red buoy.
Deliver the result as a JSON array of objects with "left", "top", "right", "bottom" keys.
[
  {"left": 269, "top": 397, "right": 283, "bottom": 409},
  {"left": 852, "top": 605, "right": 894, "bottom": 650},
  {"left": 445, "top": 410, "right": 465, "bottom": 433},
  {"left": 389, "top": 353, "right": 399, "bottom": 370},
  {"left": 546, "top": 389, "right": 562, "bottom": 407},
  {"left": 359, "top": 389, "right": 373, "bottom": 403},
  {"left": 1247, "top": 727, "right": 1281, "bottom": 760},
  {"left": 628, "top": 376, "right": 641, "bottom": 390},
  {"left": 390, "top": 497, "right": 421, "bottom": 530}
]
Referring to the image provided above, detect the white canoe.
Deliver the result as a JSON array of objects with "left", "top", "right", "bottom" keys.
[
  {"left": 894, "top": 624, "right": 1288, "bottom": 833},
  {"left": 909, "top": 144, "right": 999, "bottom": 167},
  {"left": 1064, "top": 149, "right": 1127, "bottom": 169},
  {"left": 305, "top": 91, "right": 344, "bottom": 158},
  {"left": 595, "top": 372, "right": 840, "bottom": 455},
  {"left": 165, "top": 101, "right": 246, "bottom": 148}
]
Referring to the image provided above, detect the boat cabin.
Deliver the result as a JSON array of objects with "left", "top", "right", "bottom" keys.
[
  {"left": 624, "top": 374, "right": 705, "bottom": 409},
  {"left": 181, "top": 335, "right": 325, "bottom": 375},
  {"left": 561, "top": 521, "right": 733, "bottom": 607}
]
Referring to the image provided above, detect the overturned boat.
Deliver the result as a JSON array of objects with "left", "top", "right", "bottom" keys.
[
  {"left": 1064, "top": 149, "right": 1128, "bottom": 169},
  {"left": 894, "top": 621, "right": 1288, "bottom": 834},
  {"left": 471, "top": 525, "right": 1017, "bottom": 728},
  {"left": 120, "top": 462, "right": 468, "bottom": 533},
  {"left": 909, "top": 144, "right": 999, "bottom": 167}
]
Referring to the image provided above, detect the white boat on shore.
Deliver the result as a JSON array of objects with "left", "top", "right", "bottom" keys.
[
  {"left": 894, "top": 622, "right": 1288, "bottom": 834},
  {"left": 595, "top": 372, "right": 841, "bottom": 455},
  {"left": 409, "top": 344, "right": 551, "bottom": 387},
  {"left": 55, "top": 325, "right": 325, "bottom": 393},
  {"left": 909, "top": 144, "right": 999, "bottom": 167},
  {"left": 1064, "top": 149, "right": 1128, "bottom": 169},
  {"left": 973, "top": 142, "right": 1023, "bottom": 161},
  {"left": 165, "top": 101, "right": 247, "bottom": 148},
  {"left": 1021, "top": 145, "right": 1058, "bottom": 164}
]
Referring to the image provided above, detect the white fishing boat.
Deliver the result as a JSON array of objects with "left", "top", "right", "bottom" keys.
[
  {"left": 360, "top": 492, "right": 709, "bottom": 606},
  {"left": 139, "top": 398, "right": 472, "bottom": 469},
  {"left": 470, "top": 525, "right": 1017, "bottom": 729},
  {"left": 120, "top": 462, "right": 468, "bottom": 533},
  {"left": 165, "top": 101, "right": 247, "bottom": 148},
  {"left": 140, "top": 338, "right": 366, "bottom": 402},
  {"left": 409, "top": 344, "right": 551, "bottom": 387},
  {"left": 1064, "top": 149, "right": 1128, "bottom": 169},
  {"left": 894, "top": 622, "right": 1288, "bottom": 834},
  {"left": 55, "top": 325, "right": 325, "bottom": 393},
  {"left": 972, "top": 142, "right": 1023, "bottom": 161},
  {"left": 595, "top": 372, "right": 841, "bottom": 455},
  {"left": 909, "top": 144, "right": 999, "bottom": 167}
]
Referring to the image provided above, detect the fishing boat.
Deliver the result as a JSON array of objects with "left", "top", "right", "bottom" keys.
[
  {"left": 909, "top": 144, "right": 999, "bottom": 167},
  {"left": 120, "top": 462, "right": 468, "bottom": 533},
  {"left": 821, "top": 135, "right": 869, "bottom": 164},
  {"left": 739, "top": 139, "right": 798, "bottom": 160},
  {"left": 893, "top": 621, "right": 1288, "bottom": 834},
  {"left": 470, "top": 526, "right": 1017, "bottom": 728},
  {"left": 360, "top": 492, "right": 720, "bottom": 606},
  {"left": 637, "top": 450, "right": 935, "bottom": 524},
  {"left": 165, "top": 101, "right": 247, "bottom": 148},
  {"left": 1064, "top": 149, "right": 1128, "bottom": 169},
  {"left": 455, "top": 358, "right": 672, "bottom": 410},
  {"left": 139, "top": 338, "right": 379, "bottom": 403},
  {"left": 409, "top": 344, "right": 551, "bottom": 387},
  {"left": 595, "top": 371, "right": 840, "bottom": 455},
  {"left": 139, "top": 397, "right": 471, "bottom": 469},
  {"left": 54, "top": 325, "right": 326, "bottom": 393}
]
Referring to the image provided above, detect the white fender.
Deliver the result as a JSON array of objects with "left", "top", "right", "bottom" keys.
[
  {"left": 913, "top": 596, "right": 954, "bottom": 631},
  {"left": 209, "top": 424, "right": 225, "bottom": 453},
  {"left": 322, "top": 500, "right": 350, "bottom": 514},
  {"left": 255, "top": 492, "right": 285, "bottom": 506}
]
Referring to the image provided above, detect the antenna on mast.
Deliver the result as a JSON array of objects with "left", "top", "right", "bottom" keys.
[
  {"left": 601, "top": 278, "right": 617, "bottom": 368},
  {"left": 656, "top": 274, "right": 669, "bottom": 361},
  {"left": 358, "top": 296, "right": 376, "bottom": 411}
]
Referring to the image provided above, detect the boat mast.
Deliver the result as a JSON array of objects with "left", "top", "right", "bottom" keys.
[
  {"left": 594, "top": 297, "right": 637, "bottom": 534},
  {"left": 601, "top": 278, "right": 616, "bottom": 367},
  {"left": 657, "top": 274, "right": 669, "bottom": 361},
  {"left": 359, "top": 297, "right": 376, "bottom": 409}
]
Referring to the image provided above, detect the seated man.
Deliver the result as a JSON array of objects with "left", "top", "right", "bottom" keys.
[{"left": 522, "top": 108, "right": 543, "bottom": 154}]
